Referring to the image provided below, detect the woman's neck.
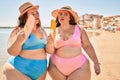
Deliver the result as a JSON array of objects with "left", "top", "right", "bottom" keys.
[
  {"left": 32, "top": 26, "right": 38, "bottom": 31},
  {"left": 60, "top": 24, "right": 72, "bottom": 30}
]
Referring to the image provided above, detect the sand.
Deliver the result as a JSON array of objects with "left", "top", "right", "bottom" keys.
[
  {"left": 90, "top": 30, "right": 120, "bottom": 80},
  {"left": 1, "top": 30, "right": 120, "bottom": 80}
]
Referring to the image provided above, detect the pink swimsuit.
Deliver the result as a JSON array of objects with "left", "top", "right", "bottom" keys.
[
  {"left": 54, "top": 25, "right": 81, "bottom": 48},
  {"left": 51, "top": 25, "right": 87, "bottom": 76}
]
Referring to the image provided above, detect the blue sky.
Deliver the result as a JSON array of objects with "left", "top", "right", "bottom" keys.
[{"left": 0, "top": 0, "right": 120, "bottom": 27}]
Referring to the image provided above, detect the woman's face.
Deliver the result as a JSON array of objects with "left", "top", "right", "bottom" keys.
[
  {"left": 57, "top": 10, "right": 70, "bottom": 24},
  {"left": 27, "top": 8, "right": 40, "bottom": 24}
]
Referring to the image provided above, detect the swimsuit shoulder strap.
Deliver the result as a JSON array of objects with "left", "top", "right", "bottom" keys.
[{"left": 40, "top": 27, "right": 46, "bottom": 38}]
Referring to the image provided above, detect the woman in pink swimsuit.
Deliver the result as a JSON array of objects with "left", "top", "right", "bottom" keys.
[{"left": 46, "top": 6, "right": 101, "bottom": 80}]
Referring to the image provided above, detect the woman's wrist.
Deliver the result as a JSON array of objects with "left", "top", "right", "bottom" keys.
[
  {"left": 94, "top": 62, "right": 101, "bottom": 65},
  {"left": 47, "top": 42, "right": 54, "bottom": 47}
]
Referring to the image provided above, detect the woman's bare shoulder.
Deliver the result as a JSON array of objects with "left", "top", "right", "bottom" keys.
[
  {"left": 76, "top": 25, "right": 85, "bottom": 32},
  {"left": 10, "top": 26, "right": 20, "bottom": 37}
]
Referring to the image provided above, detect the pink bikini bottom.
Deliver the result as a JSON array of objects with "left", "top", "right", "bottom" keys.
[{"left": 51, "top": 53, "right": 87, "bottom": 76}]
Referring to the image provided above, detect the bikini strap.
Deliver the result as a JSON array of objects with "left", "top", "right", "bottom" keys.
[{"left": 40, "top": 27, "right": 46, "bottom": 38}]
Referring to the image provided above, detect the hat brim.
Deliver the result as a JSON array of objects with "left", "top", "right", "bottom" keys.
[
  {"left": 19, "top": 5, "right": 39, "bottom": 18},
  {"left": 52, "top": 9, "right": 79, "bottom": 23}
]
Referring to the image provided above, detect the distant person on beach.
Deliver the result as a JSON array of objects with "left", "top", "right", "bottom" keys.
[
  {"left": 46, "top": 6, "right": 101, "bottom": 80},
  {"left": 2, "top": 2, "right": 47, "bottom": 80}
]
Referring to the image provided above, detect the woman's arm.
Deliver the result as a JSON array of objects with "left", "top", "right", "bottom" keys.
[
  {"left": 41, "top": 27, "right": 55, "bottom": 54},
  {"left": 46, "top": 33, "right": 55, "bottom": 54},
  {"left": 7, "top": 28, "right": 25, "bottom": 56},
  {"left": 80, "top": 27, "right": 101, "bottom": 75},
  {"left": 80, "top": 27, "right": 99, "bottom": 63}
]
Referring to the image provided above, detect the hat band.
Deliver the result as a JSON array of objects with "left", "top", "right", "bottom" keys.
[
  {"left": 61, "top": 7, "right": 71, "bottom": 10},
  {"left": 22, "top": 5, "right": 33, "bottom": 12}
]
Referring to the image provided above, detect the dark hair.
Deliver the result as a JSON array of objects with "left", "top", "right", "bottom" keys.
[
  {"left": 18, "top": 11, "right": 41, "bottom": 28},
  {"left": 56, "top": 11, "right": 77, "bottom": 27}
]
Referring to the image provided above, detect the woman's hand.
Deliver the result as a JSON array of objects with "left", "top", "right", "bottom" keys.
[
  {"left": 46, "top": 34, "right": 55, "bottom": 54},
  {"left": 94, "top": 63, "right": 101, "bottom": 75},
  {"left": 16, "top": 28, "right": 26, "bottom": 43},
  {"left": 47, "top": 34, "right": 54, "bottom": 43}
]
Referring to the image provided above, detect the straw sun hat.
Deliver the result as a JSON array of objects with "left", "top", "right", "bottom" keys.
[
  {"left": 19, "top": 2, "right": 39, "bottom": 18},
  {"left": 51, "top": 6, "right": 79, "bottom": 23}
]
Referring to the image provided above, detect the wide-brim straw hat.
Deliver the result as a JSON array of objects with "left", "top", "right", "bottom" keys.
[
  {"left": 51, "top": 6, "right": 79, "bottom": 23},
  {"left": 19, "top": 2, "right": 39, "bottom": 18}
]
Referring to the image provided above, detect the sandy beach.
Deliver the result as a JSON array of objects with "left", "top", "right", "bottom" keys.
[
  {"left": 0, "top": 30, "right": 120, "bottom": 80},
  {"left": 90, "top": 30, "right": 120, "bottom": 80}
]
